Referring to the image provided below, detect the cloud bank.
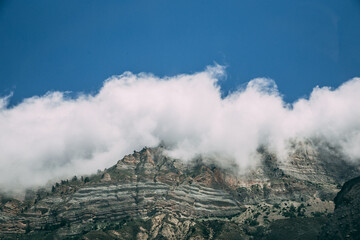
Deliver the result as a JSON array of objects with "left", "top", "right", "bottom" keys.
[{"left": 1, "top": 65, "right": 360, "bottom": 192}]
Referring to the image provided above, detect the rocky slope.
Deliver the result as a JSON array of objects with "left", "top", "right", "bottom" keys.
[
  {"left": 0, "top": 141, "right": 359, "bottom": 239},
  {"left": 319, "top": 175, "right": 360, "bottom": 240}
]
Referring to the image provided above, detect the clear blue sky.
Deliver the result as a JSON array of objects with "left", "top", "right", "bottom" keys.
[{"left": 1, "top": 0, "right": 360, "bottom": 105}]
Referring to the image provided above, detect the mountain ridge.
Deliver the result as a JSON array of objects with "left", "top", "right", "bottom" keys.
[{"left": 1, "top": 142, "right": 359, "bottom": 239}]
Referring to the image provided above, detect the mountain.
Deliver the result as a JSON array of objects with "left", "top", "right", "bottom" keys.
[
  {"left": 319, "top": 175, "right": 360, "bottom": 240},
  {"left": 1, "top": 141, "right": 359, "bottom": 239}
]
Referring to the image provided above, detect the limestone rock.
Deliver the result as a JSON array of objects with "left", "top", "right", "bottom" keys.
[
  {"left": 101, "top": 172, "right": 111, "bottom": 182},
  {"left": 0, "top": 143, "right": 359, "bottom": 239}
]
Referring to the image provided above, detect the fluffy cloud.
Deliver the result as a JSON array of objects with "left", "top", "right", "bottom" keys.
[{"left": 0, "top": 65, "right": 359, "bottom": 192}]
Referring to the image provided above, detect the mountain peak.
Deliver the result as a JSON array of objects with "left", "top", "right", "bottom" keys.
[{"left": 0, "top": 144, "right": 359, "bottom": 239}]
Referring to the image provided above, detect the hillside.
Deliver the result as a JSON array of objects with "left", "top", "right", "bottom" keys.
[{"left": 1, "top": 142, "right": 359, "bottom": 239}]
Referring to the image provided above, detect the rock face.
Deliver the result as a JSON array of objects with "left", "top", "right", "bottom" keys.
[
  {"left": 101, "top": 172, "right": 112, "bottom": 182},
  {"left": 0, "top": 142, "right": 359, "bottom": 239},
  {"left": 319, "top": 176, "right": 360, "bottom": 240}
]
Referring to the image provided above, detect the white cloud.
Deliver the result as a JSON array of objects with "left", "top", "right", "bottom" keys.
[{"left": 0, "top": 65, "right": 359, "bottom": 192}]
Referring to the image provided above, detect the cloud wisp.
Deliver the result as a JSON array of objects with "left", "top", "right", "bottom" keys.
[{"left": 1, "top": 65, "right": 360, "bottom": 192}]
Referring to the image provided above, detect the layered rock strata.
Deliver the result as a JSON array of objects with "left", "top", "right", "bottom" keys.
[{"left": 0, "top": 142, "right": 359, "bottom": 239}]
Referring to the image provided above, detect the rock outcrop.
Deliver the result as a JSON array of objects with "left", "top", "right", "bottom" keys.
[
  {"left": 0, "top": 142, "right": 359, "bottom": 239},
  {"left": 319, "top": 176, "right": 360, "bottom": 240}
]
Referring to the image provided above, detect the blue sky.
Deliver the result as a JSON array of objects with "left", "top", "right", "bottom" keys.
[
  {"left": 1, "top": 0, "right": 360, "bottom": 105},
  {"left": 2, "top": 0, "right": 360, "bottom": 190}
]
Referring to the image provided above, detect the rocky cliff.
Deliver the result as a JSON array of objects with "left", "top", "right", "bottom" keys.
[
  {"left": 319, "top": 175, "right": 360, "bottom": 240},
  {"left": 0, "top": 141, "right": 359, "bottom": 239}
]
